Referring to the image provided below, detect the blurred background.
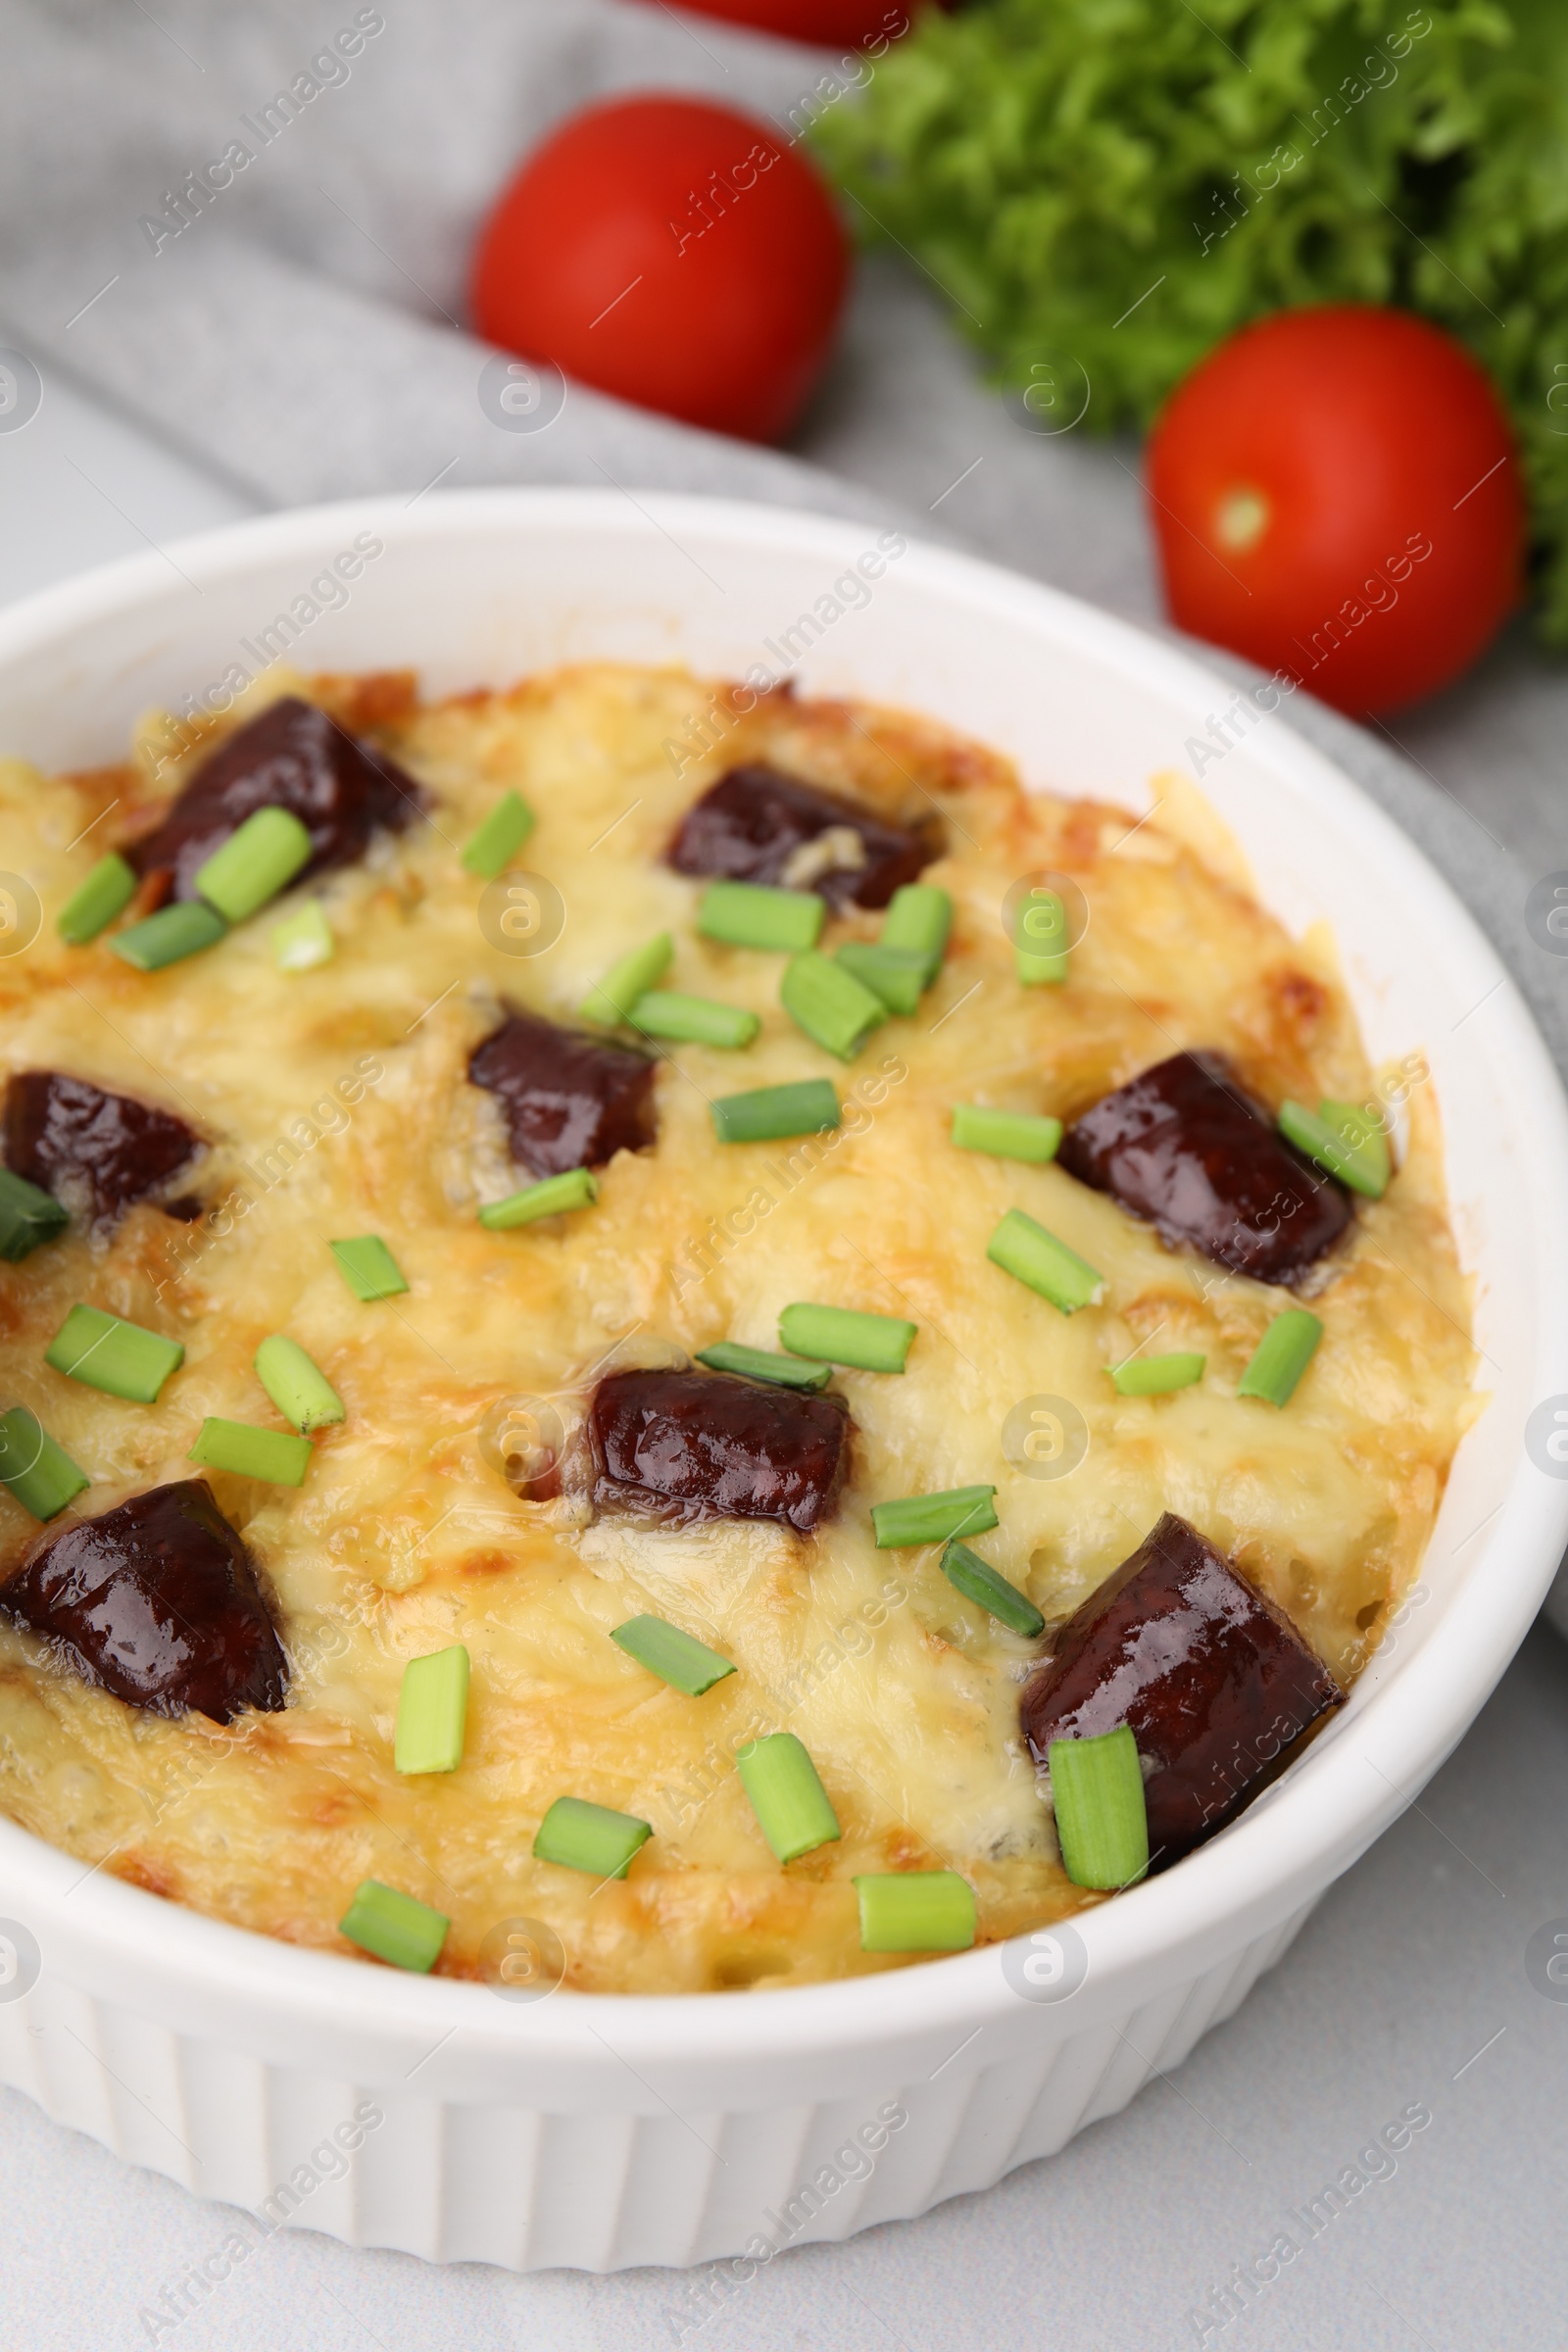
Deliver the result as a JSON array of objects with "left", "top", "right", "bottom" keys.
[{"left": 4, "top": 3, "right": 1568, "bottom": 2345}]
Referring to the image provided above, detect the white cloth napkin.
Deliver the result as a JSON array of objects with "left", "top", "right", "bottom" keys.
[{"left": 0, "top": 0, "right": 897, "bottom": 521}]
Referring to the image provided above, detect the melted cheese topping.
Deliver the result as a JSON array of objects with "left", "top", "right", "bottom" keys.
[{"left": 0, "top": 664, "right": 1477, "bottom": 1991}]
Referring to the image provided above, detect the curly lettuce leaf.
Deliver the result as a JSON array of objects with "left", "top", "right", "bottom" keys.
[{"left": 815, "top": 0, "right": 1568, "bottom": 640}]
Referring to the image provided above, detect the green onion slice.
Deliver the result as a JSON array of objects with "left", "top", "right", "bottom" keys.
[
  {"left": 880, "top": 882, "right": 952, "bottom": 981},
  {"left": 629, "top": 990, "right": 760, "bottom": 1049},
  {"left": 271, "top": 900, "right": 334, "bottom": 971},
  {"left": 0, "top": 1406, "right": 89, "bottom": 1521},
  {"left": 462, "top": 789, "right": 535, "bottom": 880},
  {"left": 478, "top": 1167, "right": 598, "bottom": 1230},
  {"left": 694, "top": 1341, "right": 833, "bottom": 1391},
  {"left": 1238, "top": 1308, "right": 1323, "bottom": 1407},
  {"left": 533, "top": 1794, "right": 652, "bottom": 1881},
  {"left": 872, "top": 1486, "right": 999, "bottom": 1549},
  {"left": 394, "top": 1645, "right": 470, "bottom": 1775},
  {"left": 698, "top": 879, "right": 824, "bottom": 954},
  {"left": 855, "top": 1871, "right": 976, "bottom": 1953},
  {"left": 1014, "top": 886, "right": 1069, "bottom": 984},
  {"left": 194, "top": 807, "right": 314, "bottom": 923},
  {"left": 45, "top": 1305, "right": 183, "bottom": 1403},
  {"left": 987, "top": 1207, "right": 1103, "bottom": 1314},
  {"left": 1109, "top": 1350, "right": 1205, "bottom": 1397},
  {"left": 1278, "top": 1098, "right": 1391, "bottom": 1198},
  {"left": 338, "top": 1879, "right": 449, "bottom": 1973},
  {"left": 710, "top": 1079, "right": 840, "bottom": 1145},
  {"left": 254, "top": 1335, "right": 344, "bottom": 1433},
  {"left": 951, "top": 1104, "right": 1063, "bottom": 1163},
  {"left": 833, "top": 941, "right": 928, "bottom": 1018},
  {"left": 330, "top": 1236, "right": 409, "bottom": 1300},
  {"left": 581, "top": 932, "right": 672, "bottom": 1025},
  {"left": 610, "top": 1614, "right": 735, "bottom": 1696},
  {"left": 1049, "top": 1726, "right": 1150, "bottom": 1889},
  {"left": 58, "top": 853, "right": 136, "bottom": 946},
  {"left": 940, "top": 1538, "right": 1045, "bottom": 1637},
  {"left": 109, "top": 900, "right": 226, "bottom": 972},
  {"left": 0, "top": 1168, "right": 69, "bottom": 1263},
  {"left": 781, "top": 950, "right": 888, "bottom": 1061},
  {"left": 735, "top": 1733, "right": 840, "bottom": 1863},
  {"left": 188, "top": 1417, "right": 313, "bottom": 1486},
  {"left": 778, "top": 1301, "right": 914, "bottom": 1373}
]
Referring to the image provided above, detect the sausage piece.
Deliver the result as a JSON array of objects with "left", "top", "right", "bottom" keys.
[
  {"left": 1, "top": 1479, "right": 289, "bottom": 1724},
  {"left": 469, "top": 1009, "right": 657, "bottom": 1177},
  {"left": 668, "top": 764, "right": 933, "bottom": 910},
  {"left": 1019, "top": 1512, "right": 1341, "bottom": 1865},
  {"left": 125, "top": 696, "right": 422, "bottom": 901},
  {"left": 4, "top": 1070, "right": 200, "bottom": 1223},
  {"left": 589, "top": 1367, "right": 849, "bottom": 1532},
  {"left": 1056, "top": 1050, "right": 1350, "bottom": 1285}
]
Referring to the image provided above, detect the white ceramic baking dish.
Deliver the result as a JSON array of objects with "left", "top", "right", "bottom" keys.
[{"left": 1, "top": 490, "right": 1565, "bottom": 2274}]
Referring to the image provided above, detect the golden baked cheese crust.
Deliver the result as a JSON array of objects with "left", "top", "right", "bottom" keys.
[{"left": 0, "top": 663, "right": 1475, "bottom": 1991}]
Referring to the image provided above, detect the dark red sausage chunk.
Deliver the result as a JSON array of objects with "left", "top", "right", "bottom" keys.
[
  {"left": 1057, "top": 1050, "right": 1350, "bottom": 1285},
  {"left": 668, "top": 764, "right": 932, "bottom": 910},
  {"left": 4, "top": 1070, "right": 199, "bottom": 1223},
  {"left": 1, "top": 1479, "right": 288, "bottom": 1724},
  {"left": 469, "top": 1009, "right": 657, "bottom": 1177},
  {"left": 1020, "top": 1512, "right": 1341, "bottom": 1865},
  {"left": 125, "top": 696, "right": 422, "bottom": 901},
  {"left": 589, "top": 1368, "right": 849, "bottom": 1533}
]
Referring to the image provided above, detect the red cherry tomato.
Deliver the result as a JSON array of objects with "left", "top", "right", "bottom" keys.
[
  {"left": 471, "top": 96, "right": 849, "bottom": 445},
  {"left": 1146, "top": 306, "right": 1525, "bottom": 714}
]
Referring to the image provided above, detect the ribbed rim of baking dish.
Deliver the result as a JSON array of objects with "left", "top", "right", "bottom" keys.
[{"left": 2, "top": 488, "right": 1566, "bottom": 2073}]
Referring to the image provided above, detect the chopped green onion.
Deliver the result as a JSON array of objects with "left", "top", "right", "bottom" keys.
[
  {"left": 189, "top": 1417, "right": 312, "bottom": 1486},
  {"left": 629, "top": 990, "right": 760, "bottom": 1049},
  {"left": 194, "top": 807, "right": 314, "bottom": 922},
  {"left": 778, "top": 1301, "right": 915, "bottom": 1373},
  {"left": 394, "top": 1645, "right": 470, "bottom": 1774},
  {"left": 855, "top": 1871, "right": 976, "bottom": 1952},
  {"left": 735, "top": 1733, "right": 840, "bottom": 1863},
  {"left": 987, "top": 1207, "right": 1103, "bottom": 1313},
  {"left": 1278, "top": 1098, "right": 1391, "bottom": 1199},
  {"left": 872, "top": 1485, "right": 999, "bottom": 1548},
  {"left": 45, "top": 1304, "right": 183, "bottom": 1402},
  {"left": 1320, "top": 1100, "right": 1391, "bottom": 1196},
  {"left": 698, "top": 879, "right": 824, "bottom": 954},
  {"left": 710, "top": 1079, "right": 840, "bottom": 1145},
  {"left": 951, "top": 1104, "right": 1063, "bottom": 1163},
  {"left": 880, "top": 882, "right": 953, "bottom": 981},
  {"left": 781, "top": 950, "right": 888, "bottom": 1060},
  {"left": 610, "top": 1614, "right": 735, "bottom": 1696},
  {"left": 478, "top": 1167, "right": 598, "bottom": 1230},
  {"left": 58, "top": 853, "right": 136, "bottom": 946},
  {"left": 1110, "top": 1351, "right": 1205, "bottom": 1397},
  {"left": 940, "top": 1538, "right": 1045, "bottom": 1637},
  {"left": 330, "top": 1236, "right": 409, "bottom": 1300},
  {"left": 462, "top": 789, "right": 535, "bottom": 880},
  {"left": 1014, "top": 885, "right": 1069, "bottom": 984},
  {"left": 1049, "top": 1726, "right": 1150, "bottom": 1889},
  {"left": 338, "top": 1878, "right": 449, "bottom": 1972},
  {"left": 1238, "top": 1308, "right": 1323, "bottom": 1407},
  {"left": 833, "top": 941, "right": 929, "bottom": 1017},
  {"left": 254, "top": 1335, "right": 344, "bottom": 1433},
  {"left": 533, "top": 1794, "right": 652, "bottom": 1880},
  {"left": 110, "top": 900, "right": 226, "bottom": 971},
  {"left": 695, "top": 1341, "right": 833, "bottom": 1391},
  {"left": 271, "top": 900, "right": 334, "bottom": 971},
  {"left": 0, "top": 1168, "right": 69, "bottom": 1262},
  {"left": 581, "top": 932, "right": 672, "bottom": 1025},
  {"left": 0, "top": 1406, "right": 89, "bottom": 1521}
]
